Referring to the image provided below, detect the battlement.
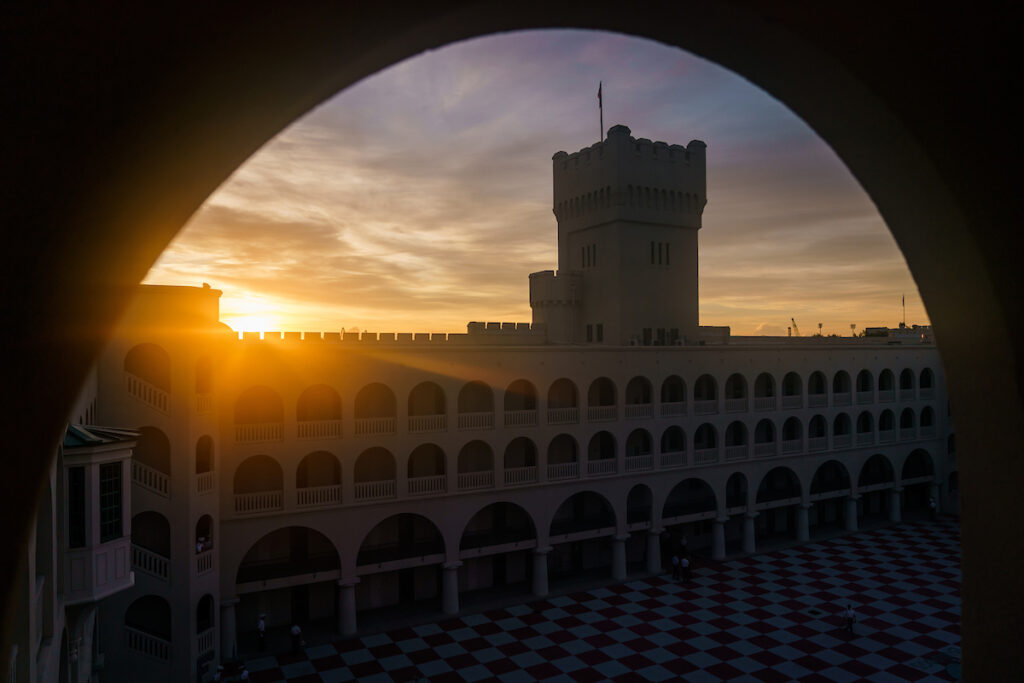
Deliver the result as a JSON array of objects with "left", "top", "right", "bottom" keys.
[
  {"left": 236, "top": 322, "right": 548, "bottom": 346},
  {"left": 551, "top": 125, "right": 705, "bottom": 169}
]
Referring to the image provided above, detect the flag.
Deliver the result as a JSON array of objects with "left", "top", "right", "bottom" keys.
[
  {"left": 598, "top": 81, "right": 602, "bottom": 106},
  {"left": 902, "top": 294, "right": 905, "bottom": 306}
]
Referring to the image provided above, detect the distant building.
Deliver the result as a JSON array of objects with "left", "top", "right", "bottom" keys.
[{"left": 17, "top": 126, "right": 955, "bottom": 681}]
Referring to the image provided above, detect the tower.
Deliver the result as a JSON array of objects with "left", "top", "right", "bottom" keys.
[{"left": 530, "top": 125, "right": 707, "bottom": 344}]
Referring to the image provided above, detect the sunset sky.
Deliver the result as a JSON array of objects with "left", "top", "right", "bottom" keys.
[{"left": 144, "top": 30, "right": 928, "bottom": 337}]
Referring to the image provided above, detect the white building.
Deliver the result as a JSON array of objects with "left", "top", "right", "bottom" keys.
[{"left": 23, "top": 126, "right": 955, "bottom": 681}]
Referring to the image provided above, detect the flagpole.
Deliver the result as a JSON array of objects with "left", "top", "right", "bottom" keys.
[{"left": 598, "top": 81, "right": 603, "bottom": 142}]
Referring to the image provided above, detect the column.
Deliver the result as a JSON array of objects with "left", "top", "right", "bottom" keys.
[
  {"left": 646, "top": 529, "right": 662, "bottom": 573},
  {"left": 845, "top": 495, "right": 859, "bottom": 531},
  {"left": 337, "top": 579, "right": 359, "bottom": 637},
  {"left": 742, "top": 512, "right": 757, "bottom": 554},
  {"left": 612, "top": 534, "right": 628, "bottom": 580},
  {"left": 532, "top": 546, "right": 551, "bottom": 597},
  {"left": 712, "top": 517, "right": 727, "bottom": 561},
  {"left": 889, "top": 487, "right": 903, "bottom": 522},
  {"left": 796, "top": 504, "right": 810, "bottom": 542},
  {"left": 442, "top": 562, "right": 461, "bottom": 615},
  {"left": 220, "top": 597, "right": 239, "bottom": 662}
]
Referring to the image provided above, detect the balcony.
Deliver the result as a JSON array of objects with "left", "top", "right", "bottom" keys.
[
  {"left": 660, "top": 401, "right": 686, "bottom": 417},
  {"left": 878, "top": 389, "right": 895, "bottom": 403},
  {"left": 900, "top": 427, "right": 916, "bottom": 441},
  {"left": 856, "top": 391, "right": 873, "bottom": 405},
  {"left": 694, "top": 399, "right": 717, "bottom": 415},
  {"left": 856, "top": 432, "right": 874, "bottom": 446},
  {"left": 586, "top": 459, "right": 617, "bottom": 477},
  {"left": 921, "top": 425, "right": 936, "bottom": 438},
  {"left": 754, "top": 443, "right": 776, "bottom": 458},
  {"left": 725, "top": 398, "right": 746, "bottom": 413},
  {"left": 408, "top": 474, "right": 446, "bottom": 496},
  {"left": 503, "top": 410, "right": 537, "bottom": 427},
  {"left": 879, "top": 429, "right": 896, "bottom": 443},
  {"left": 64, "top": 536, "right": 132, "bottom": 605},
  {"left": 833, "top": 393, "right": 852, "bottom": 407},
  {"left": 694, "top": 447, "right": 719, "bottom": 466},
  {"left": 625, "top": 454, "right": 654, "bottom": 472},
  {"left": 131, "top": 544, "right": 169, "bottom": 582},
  {"left": 124, "top": 626, "right": 170, "bottom": 661},
  {"left": 781, "top": 395, "right": 802, "bottom": 410},
  {"left": 546, "top": 407, "right": 579, "bottom": 425},
  {"left": 624, "top": 404, "right": 652, "bottom": 419},
  {"left": 196, "top": 549, "right": 214, "bottom": 576},
  {"left": 547, "top": 462, "right": 579, "bottom": 481},
  {"left": 354, "top": 479, "right": 396, "bottom": 501},
  {"left": 354, "top": 416, "right": 396, "bottom": 436},
  {"left": 504, "top": 465, "right": 538, "bottom": 487},
  {"left": 660, "top": 451, "right": 686, "bottom": 469},
  {"left": 408, "top": 414, "right": 446, "bottom": 434},
  {"left": 233, "top": 490, "right": 283, "bottom": 514},
  {"left": 920, "top": 387, "right": 934, "bottom": 400},
  {"left": 296, "top": 484, "right": 341, "bottom": 508},
  {"left": 900, "top": 389, "right": 916, "bottom": 401},
  {"left": 458, "top": 412, "right": 494, "bottom": 430},
  {"left": 781, "top": 439, "right": 801, "bottom": 454},
  {"left": 808, "top": 436, "right": 827, "bottom": 452},
  {"left": 587, "top": 406, "right": 617, "bottom": 422},
  {"left": 833, "top": 434, "right": 852, "bottom": 449},
  {"left": 808, "top": 393, "right": 828, "bottom": 408},
  {"left": 132, "top": 461, "right": 169, "bottom": 498},
  {"left": 197, "top": 628, "right": 214, "bottom": 656},
  {"left": 125, "top": 372, "right": 169, "bottom": 413},
  {"left": 724, "top": 445, "right": 748, "bottom": 462},
  {"left": 297, "top": 419, "right": 342, "bottom": 439},
  {"left": 195, "top": 393, "right": 213, "bottom": 414},
  {"left": 195, "top": 471, "right": 214, "bottom": 495},
  {"left": 234, "top": 422, "right": 283, "bottom": 443},
  {"left": 754, "top": 397, "right": 776, "bottom": 411}
]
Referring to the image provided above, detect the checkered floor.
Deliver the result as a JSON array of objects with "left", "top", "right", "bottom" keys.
[{"left": 241, "top": 521, "right": 961, "bottom": 682}]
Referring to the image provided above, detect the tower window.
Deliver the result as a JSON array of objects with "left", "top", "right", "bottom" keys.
[
  {"left": 586, "top": 324, "right": 593, "bottom": 342},
  {"left": 650, "top": 242, "right": 655, "bottom": 265},
  {"left": 666, "top": 243, "right": 670, "bottom": 265},
  {"left": 658, "top": 243, "right": 663, "bottom": 265},
  {"left": 99, "top": 462, "right": 123, "bottom": 543},
  {"left": 596, "top": 324, "right": 604, "bottom": 342}
]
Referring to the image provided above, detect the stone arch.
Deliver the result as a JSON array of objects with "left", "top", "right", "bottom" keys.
[
  {"left": 408, "top": 443, "right": 445, "bottom": 477},
  {"left": 902, "top": 449, "right": 934, "bottom": 480},
  {"left": 550, "top": 491, "right": 616, "bottom": 535},
  {"left": 504, "top": 437, "right": 536, "bottom": 468},
  {"left": 879, "top": 368, "right": 895, "bottom": 391},
  {"left": 660, "top": 375, "right": 686, "bottom": 403},
  {"left": 296, "top": 450, "right": 340, "bottom": 488},
  {"left": 503, "top": 379, "right": 537, "bottom": 411},
  {"left": 135, "top": 425, "right": 171, "bottom": 474},
  {"left": 354, "top": 382, "right": 396, "bottom": 418},
  {"left": 920, "top": 367, "right": 935, "bottom": 389},
  {"left": 357, "top": 513, "right": 444, "bottom": 565},
  {"left": 693, "top": 374, "right": 717, "bottom": 401},
  {"left": 832, "top": 370, "right": 852, "bottom": 395},
  {"left": 234, "top": 385, "right": 283, "bottom": 424},
  {"left": 125, "top": 595, "right": 171, "bottom": 641},
  {"left": 547, "top": 434, "right": 578, "bottom": 465},
  {"left": 900, "top": 368, "right": 916, "bottom": 390},
  {"left": 756, "top": 466, "right": 802, "bottom": 503},
  {"left": 458, "top": 380, "right": 494, "bottom": 413},
  {"left": 195, "top": 514, "right": 213, "bottom": 550},
  {"left": 587, "top": 431, "right": 616, "bottom": 460},
  {"left": 460, "top": 502, "right": 536, "bottom": 550},
  {"left": 194, "top": 435, "right": 213, "bottom": 474},
  {"left": 124, "top": 343, "right": 171, "bottom": 392},
  {"left": 856, "top": 369, "right": 873, "bottom": 392},
  {"left": 755, "top": 418, "right": 776, "bottom": 443},
  {"left": 354, "top": 447, "right": 395, "bottom": 482},
  {"left": 132, "top": 510, "right": 170, "bottom": 557},
  {"left": 782, "top": 416, "right": 802, "bottom": 440},
  {"left": 663, "top": 477, "right": 717, "bottom": 518},
  {"left": 547, "top": 378, "right": 578, "bottom": 409},
  {"left": 587, "top": 377, "right": 616, "bottom": 407},
  {"left": 809, "top": 414, "right": 827, "bottom": 438},
  {"left": 921, "top": 405, "right": 935, "bottom": 427},
  {"left": 627, "top": 484, "right": 653, "bottom": 524},
  {"left": 694, "top": 423, "right": 717, "bottom": 449},
  {"left": 859, "top": 454, "right": 895, "bottom": 486},
  {"left": 810, "top": 460, "right": 851, "bottom": 494},
  {"left": 233, "top": 454, "right": 283, "bottom": 494},
  {"left": 725, "top": 421, "right": 747, "bottom": 446},
  {"left": 296, "top": 384, "right": 342, "bottom": 421},
  {"left": 857, "top": 410, "right": 874, "bottom": 433},
  {"left": 900, "top": 407, "right": 916, "bottom": 429},
  {"left": 458, "top": 440, "right": 493, "bottom": 473},
  {"left": 625, "top": 428, "right": 652, "bottom": 456},
  {"left": 408, "top": 381, "right": 446, "bottom": 416},
  {"left": 879, "top": 409, "right": 896, "bottom": 431},
  {"left": 833, "top": 412, "right": 852, "bottom": 435},
  {"left": 754, "top": 372, "right": 775, "bottom": 398},
  {"left": 808, "top": 371, "right": 827, "bottom": 396},
  {"left": 196, "top": 594, "right": 215, "bottom": 633},
  {"left": 624, "top": 376, "right": 652, "bottom": 404},
  {"left": 660, "top": 426, "right": 685, "bottom": 452},
  {"left": 725, "top": 372, "right": 747, "bottom": 399},
  {"left": 237, "top": 526, "right": 340, "bottom": 582},
  {"left": 782, "top": 371, "right": 802, "bottom": 397}
]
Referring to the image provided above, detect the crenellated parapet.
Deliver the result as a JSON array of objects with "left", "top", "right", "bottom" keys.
[{"left": 237, "top": 322, "right": 548, "bottom": 346}]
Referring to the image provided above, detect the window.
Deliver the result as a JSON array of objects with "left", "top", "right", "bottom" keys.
[
  {"left": 581, "top": 245, "right": 586, "bottom": 267},
  {"left": 593, "top": 244, "right": 596, "bottom": 266},
  {"left": 596, "top": 324, "right": 604, "bottom": 342},
  {"left": 99, "top": 462, "right": 122, "bottom": 542},
  {"left": 658, "top": 243, "right": 663, "bottom": 265},
  {"left": 68, "top": 466, "right": 85, "bottom": 548},
  {"left": 643, "top": 328, "right": 652, "bottom": 345},
  {"left": 666, "top": 243, "right": 670, "bottom": 265},
  {"left": 650, "top": 241, "right": 655, "bottom": 265},
  {"left": 586, "top": 324, "right": 593, "bottom": 342}
]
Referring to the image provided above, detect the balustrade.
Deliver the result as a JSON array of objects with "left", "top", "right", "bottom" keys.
[
  {"left": 196, "top": 550, "right": 213, "bottom": 575},
  {"left": 624, "top": 454, "right": 653, "bottom": 472},
  {"left": 754, "top": 397, "right": 776, "bottom": 411},
  {"left": 132, "top": 461, "right": 169, "bottom": 498},
  {"left": 297, "top": 419, "right": 342, "bottom": 439},
  {"left": 546, "top": 462, "right": 579, "bottom": 481},
  {"left": 856, "top": 391, "right": 873, "bottom": 405},
  {"left": 296, "top": 484, "right": 341, "bottom": 507},
  {"left": 408, "top": 474, "right": 446, "bottom": 495},
  {"left": 354, "top": 416, "right": 396, "bottom": 436},
  {"left": 693, "top": 400, "right": 717, "bottom": 415},
  {"left": 195, "top": 471, "right": 214, "bottom": 495},
  {"left": 503, "top": 465, "right": 538, "bottom": 486},
  {"left": 195, "top": 393, "right": 213, "bottom": 414},
  {"left": 587, "top": 405, "right": 617, "bottom": 421},
  {"left": 408, "top": 414, "right": 446, "bottom": 433},
  {"left": 660, "top": 401, "right": 686, "bottom": 416},
  {"left": 693, "top": 447, "right": 719, "bottom": 465},
  {"left": 353, "top": 479, "right": 396, "bottom": 501},
  {"left": 131, "top": 544, "right": 169, "bottom": 581},
  {"left": 124, "top": 626, "right": 170, "bottom": 661},
  {"left": 781, "top": 439, "right": 801, "bottom": 454},
  {"left": 233, "top": 490, "right": 283, "bottom": 514},
  {"left": 808, "top": 436, "right": 827, "bottom": 452},
  {"left": 724, "top": 445, "right": 748, "bottom": 461},
  {"left": 546, "top": 407, "right": 579, "bottom": 424},
  {"left": 878, "top": 389, "right": 895, "bottom": 403},
  {"left": 900, "top": 389, "right": 916, "bottom": 401},
  {"left": 503, "top": 410, "right": 537, "bottom": 427},
  {"left": 920, "top": 388, "right": 934, "bottom": 400},
  {"left": 754, "top": 442, "right": 776, "bottom": 458},
  {"left": 660, "top": 451, "right": 685, "bottom": 468},
  {"left": 587, "top": 459, "right": 617, "bottom": 476},
  {"left": 234, "top": 422, "right": 283, "bottom": 443},
  {"left": 900, "top": 427, "right": 916, "bottom": 441},
  {"left": 879, "top": 429, "right": 896, "bottom": 443},
  {"left": 458, "top": 412, "right": 494, "bottom": 430},
  {"left": 458, "top": 470, "right": 495, "bottom": 490},
  {"left": 125, "top": 373, "right": 169, "bottom": 413},
  {"left": 781, "top": 395, "right": 802, "bottom": 409},
  {"left": 833, "top": 393, "right": 852, "bottom": 407},
  {"left": 808, "top": 394, "right": 828, "bottom": 407},
  {"left": 725, "top": 398, "right": 746, "bottom": 413},
  {"left": 833, "top": 434, "right": 852, "bottom": 449},
  {"left": 857, "top": 432, "right": 874, "bottom": 446},
  {"left": 197, "top": 628, "right": 214, "bottom": 656},
  {"left": 921, "top": 425, "right": 936, "bottom": 438},
  {"left": 624, "top": 404, "right": 652, "bottom": 419}
]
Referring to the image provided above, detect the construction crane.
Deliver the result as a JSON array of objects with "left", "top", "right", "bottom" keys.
[{"left": 790, "top": 318, "right": 801, "bottom": 336}]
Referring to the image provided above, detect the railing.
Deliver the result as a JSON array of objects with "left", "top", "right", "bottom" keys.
[
  {"left": 833, "top": 393, "right": 852, "bottom": 407},
  {"left": 694, "top": 447, "right": 719, "bottom": 466},
  {"left": 694, "top": 399, "right": 717, "bottom": 415},
  {"left": 458, "top": 412, "right": 494, "bottom": 430},
  {"left": 856, "top": 432, "right": 874, "bottom": 446},
  {"left": 197, "top": 628, "right": 214, "bottom": 656},
  {"left": 131, "top": 544, "right": 169, "bottom": 581},
  {"left": 808, "top": 436, "right": 827, "bottom": 452},
  {"left": 781, "top": 395, "right": 802, "bottom": 410},
  {"left": 547, "top": 407, "right": 579, "bottom": 424},
  {"left": 124, "top": 626, "right": 170, "bottom": 661},
  {"left": 354, "top": 479, "right": 396, "bottom": 501},
  {"left": 408, "top": 474, "right": 446, "bottom": 495},
  {"left": 660, "top": 401, "right": 686, "bottom": 416},
  {"left": 754, "top": 397, "right": 776, "bottom": 411},
  {"left": 900, "top": 427, "right": 916, "bottom": 440},
  {"left": 879, "top": 429, "right": 896, "bottom": 443},
  {"left": 195, "top": 393, "right": 213, "bottom": 414},
  {"left": 297, "top": 419, "right": 342, "bottom": 439},
  {"left": 833, "top": 434, "right": 852, "bottom": 449},
  {"left": 504, "top": 465, "right": 538, "bottom": 486},
  {"left": 725, "top": 398, "right": 746, "bottom": 413},
  {"left": 132, "top": 460, "right": 169, "bottom": 498},
  {"left": 233, "top": 490, "right": 283, "bottom": 514},
  {"left": 296, "top": 484, "right": 341, "bottom": 507},
  {"left": 587, "top": 459, "right": 617, "bottom": 476},
  {"left": 624, "top": 404, "right": 652, "bottom": 419},
  {"left": 856, "top": 391, "right": 873, "bottom": 405},
  {"left": 754, "top": 442, "right": 776, "bottom": 458},
  {"left": 900, "top": 389, "right": 916, "bottom": 401},
  {"left": 235, "top": 422, "right": 283, "bottom": 443},
  {"left": 503, "top": 410, "right": 537, "bottom": 427},
  {"left": 408, "top": 414, "right": 446, "bottom": 433},
  {"left": 808, "top": 393, "right": 828, "bottom": 407},
  {"left": 459, "top": 470, "right": 495, "bottom": 490},
  {"left": 660, "top": 451, "right": 685, "bottom": 468},
  {"left": 920, "top": 387, "right": 934, "bottom": 400},
  {"left": 547, "top": 462, "right": 579, "bottom": 481},
  {"left": 196, "top": 549, "right": 213, "bottom": 575},
  {"left": 625, "top": 454, "right": 653, "bottom": 472},
  {"left": 878, "top": 389, "right": 895, "bottom": 403},
  {"left": 921, "top": 425, "right": 936, "bottom": 437},
  {"left": 196, "top": 471, "right": 214, "bottom": 495},
  {"left": 724, "top": 445, "right": 748, "bottom": 461},
  {"left": 781, "top": 439, "right": 801, "bottom": 454},
  {"left": 125, "top": 373, "right": 169, "bottom": 413},
  {"left": 587, "top": 405, "right": 616, "bottom": 421},
  {"left": 354, "top": 416, "right": 396, "bottom": 436}
]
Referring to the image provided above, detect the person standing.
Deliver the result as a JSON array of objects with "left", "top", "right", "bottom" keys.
[
  {"left": 929, "top": 497, "right": 937, "bottom": 521},
  {"left": 681, "top": 556, "right": 691, "bottom": 583},
  {"left": 842, "top": 604, "right": 856, "bottom": 635},
  {"left": 290, "top": 623, "right": 303, "bottom": 654},
  {"left": 257, "top": 614, "right": 266, "bottom": 652},
  {"left": 671, "top": 554, "right": 681, "bottom": 580}
]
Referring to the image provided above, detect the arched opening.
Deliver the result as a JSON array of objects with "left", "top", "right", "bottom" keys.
[
  {"left": 902, "top": 449, "right": 935, "bottom": 514},
  {"left": 833, "top": 370, "right": 852, "bottom": 406},
  {"left": 694, "top": 423, "right": 717, "bottom": 453},
  {"left": 196, "top": 594, "right": 215, "bottom": 634},
  {"left": 195, "top": 355, "right": 213, "bottom": 395},
  {"left": 833, "top": 413, "right": 852, "bottom": 447},
  {"left": 693, "top": 374, "right": 717, "bottom": 405},
  {"left": 754, "top": 372, "right": 775, "bottom": 398},
  {"left": 809, "top": 460, "right": 851, "bottom": 533},
  {"left": 587, "top": 377, "right": 616, "bottom": 407},
  {"left": 856, "top": 411, "right": 874, "bottom": 442},
  {"left": 354, "top": 383, "right": 397, "bottom": 435},
  {"left": 624, "top": 376, "right": 652, "bottom": 405},
  {"left": 660, "top": 375, "right": 686, "bottom": 413},
  {"left": 195, "top": 514, "right": 213, "bottom": 553},
  {"left": 546, "top": 434, "right": 579, "bottom": 482},
  {"left": 879, "top": 409, "right": 896, "bottom": 438},
  {"left": 357, "top": 514, "right": 444, "bottom": 614},
  {"left": 408, "top": 442, "right": 445, "bottom": 476},
  {"left": 547, "top": 378, "right": 578, "bottom": 409},
  {"left": 756, "top": 466, "right": 802, "bottom": 540},
  {"left": 297, "top": 384, "right": 342, "bottom": 422},
  {"left": 726, "top": 472, "right": 748, "bottom": 509},
  {"left": 808, "top": 414, "right": 828, "bottom": 450},
  {"left": 627, "top": 484, "right": 653, "bottom": 524},
  {"left": 725, "top": 373, "right": 747, "bottom": 400},
  {"left": 458, "top": 502, "right": 537, "bottom": 598},
  {"left": 354, "top": 447, "right": 396, "bottom": 500},
  {"left": 754, "top": 418, "right": 776, "bottom": 457},
  {"left": 549, "top": 491, "right": 616, "bottom": 584},
  {"left": 504, "top": 379, "right": 537, "bottom": 412},
  {"left": 879, "top": 369, "right": 895, "bottom": 395},
  {"left": 458, "top": 380, "right": 494, "bottom": 413},
  {"left": 858, "top": 453, "right": 895, "bottom": 522},
  {"left": 782, "top": 371, "right": 802, "bottom": 408},
  {"left": 662, "top": 478, "right": 716, "bottom": 557},
  {"left": 233, "top": 454, "right": 284, "bottom": 513},
  {"left": 296, "top": 450, "right": 341, "bottom": 506},
  {"left": 408, "top": 381, "right": 446, "bottom": 416},
  {"left": 132, "top": 510, "right": 170, "bottom": 559},
  {"left": 900, "top": 368, "right": 916, "bottom": 392},
  {"left": 725, "top": 421, "right": 747, "bottom": 446},
  {"left": 625, "top": 428, "right": 652, "bottom": 457},
  {"left": 236, "top": 527, "right": 340, "bottom": 634},
  {"left": 503, "top": 437, "right": 537, "bottom": 487},
  {"left": 920, "top": 367, "right": 935, "bottom": 392},
  {"left": 458, "top": 440, "right": 494, "bottom": 489},
  {"left": 586, "top": 431, "right": 617, "bottom": 475},
  {"left": 900, "top": 407, "right": 916, "bottom": 436},
  {"left": 194, "top": 435, "right": 213, "bottom": 474},
  {"left": 782, "top": 416, "right": 802, "bottom": 452},
  {"left": 124, "top": 595, "right": 172, "bottom": 658},
  {"left": 921, "top": 406, "right": 935, "bottom": 431},
  {"left": 234, "top": 386, "right": 284, "bottom": 424},
  {"left": 134, "top": 426, "right": 171, "bottom": 476},
  {"left": 856, "top": 369, "right": 874, "bottom": 394},
  {"left": 808, "top": 371, "right": 827, "bottom": 407},
  {"left": 124, "top": 343, "right": 171, "bottom": 393}
]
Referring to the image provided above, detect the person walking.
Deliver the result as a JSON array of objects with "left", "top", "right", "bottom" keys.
[
  {"left": 842, "top": 604, "right": 857, "bottom": 635},
  {"left": 671, "top": 554, "right": 681, "bottom": 580},
  {"left": 681, "top": 556, "right": 691, "bottom": 583},
  {"left": 257, "top": 614, "right": 266, "bottom": 652}
]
